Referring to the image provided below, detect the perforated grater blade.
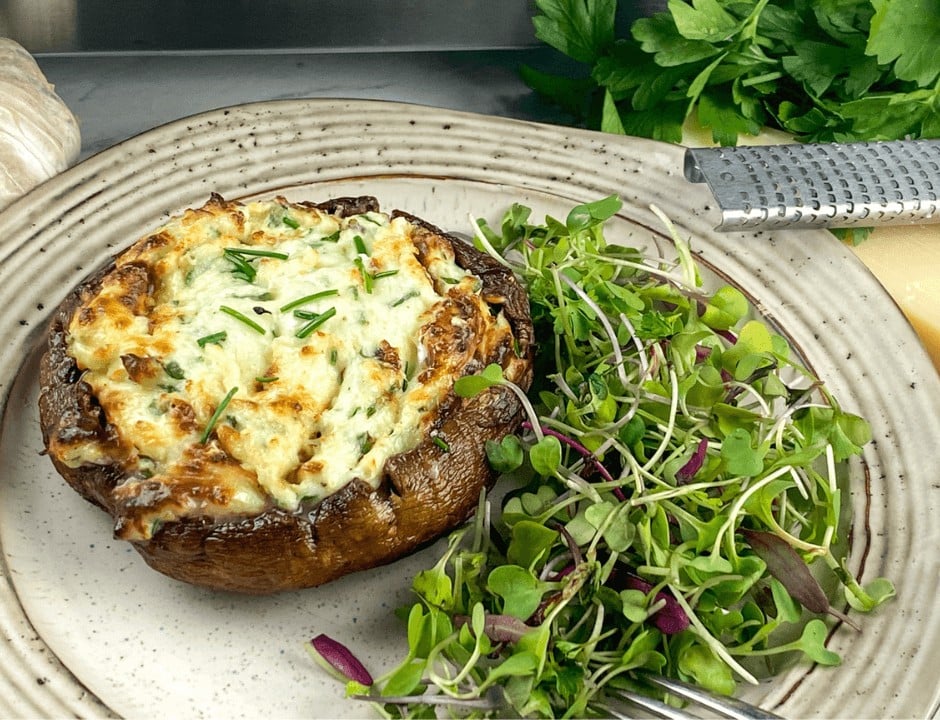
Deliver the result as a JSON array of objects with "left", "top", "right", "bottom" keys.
[{"left": 684, "top": 139, "right": 940, "bottom": 231}]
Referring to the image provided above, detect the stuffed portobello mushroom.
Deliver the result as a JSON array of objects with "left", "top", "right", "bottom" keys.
[{"left": 38, "top": 194, "right": 534, "bottom": 594}]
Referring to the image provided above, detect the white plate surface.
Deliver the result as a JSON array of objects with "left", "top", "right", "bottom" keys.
[{"left": 0, "top": 99, "right": 937, "bottom": 720}]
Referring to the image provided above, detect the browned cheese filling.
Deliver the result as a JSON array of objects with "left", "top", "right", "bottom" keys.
[{"left": 58, "top": 196, "right": 517, "bottom": 540}]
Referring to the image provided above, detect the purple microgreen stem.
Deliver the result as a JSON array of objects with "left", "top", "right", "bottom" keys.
[{"left": 676, "top": 437, "right": 709, "bottom": 483}]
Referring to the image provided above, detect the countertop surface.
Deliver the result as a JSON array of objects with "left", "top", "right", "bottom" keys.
[{"left": 37, "top": 49, "right": 570, "bottom": 161}]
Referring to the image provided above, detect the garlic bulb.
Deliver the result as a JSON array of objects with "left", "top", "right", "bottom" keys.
[{"left": 0, "top": 37, "right": 81, "bottom": 211}]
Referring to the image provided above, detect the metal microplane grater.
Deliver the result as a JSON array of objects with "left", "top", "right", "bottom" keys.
[{"left": 683, "top": 139, "right": 940, "bottom": 231}]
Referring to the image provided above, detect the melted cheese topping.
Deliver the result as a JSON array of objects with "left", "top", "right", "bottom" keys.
[{"left": 65, "top": 196, "right": 513, "bottom": 539}]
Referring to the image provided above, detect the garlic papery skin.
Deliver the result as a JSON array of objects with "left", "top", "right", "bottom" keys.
[{"left": 0, "top": 37, "right": 81, "bottom": 211}]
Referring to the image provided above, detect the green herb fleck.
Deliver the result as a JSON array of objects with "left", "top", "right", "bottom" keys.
[
  {"left": 223, "top": 247, "right": 288, "bottom": 282},
  {"left": 224, "top": 247, "right": 289, "bottom": 260},
  {"left": 197, "top": 331, "right": 227, "bottom": 347},
  {"left": 296, "top": 306, "right": 337, "bottom": 339},
  {"left": 354, "top": 257, "right": 374, "bottom": 294},
  {"left": 162, "top": 360, "right": 185, "bottom": 380},
  {"left": 224, "top": 250, "right": 256, "bottom": 282},
  {"left": 392, "top": 290, "right": 420, "bottom": 307},
  {"left": 200, "top": 386, "right": 238, "bottom": 444},
  {"left": 220, "top": 305, "right": 266, "bottom": 335},
  {"left": 279, "top": 288, "right": 340, "bottom": 313}
]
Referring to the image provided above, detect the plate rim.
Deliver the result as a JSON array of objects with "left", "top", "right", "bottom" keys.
[{"left": 0, "top": 97, "right": 938, "bottom": 720}]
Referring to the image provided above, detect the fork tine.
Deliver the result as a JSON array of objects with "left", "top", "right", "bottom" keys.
[
  {"left": 604, "top": 688, "right": 702, "bottom": 720},
  {"left": 640, "top": 673, "right": 784, "bottom": 720}
]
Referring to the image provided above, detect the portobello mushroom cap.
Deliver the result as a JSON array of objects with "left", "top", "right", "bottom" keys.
[{"left": 38, "top": 195, "right": 534, "bottom": 594}]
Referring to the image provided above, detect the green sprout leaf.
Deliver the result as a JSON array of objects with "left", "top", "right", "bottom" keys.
[
  {"left": 487, "top": 566, "right": 545, "bottom": 620},
  {"left": 486, "top": 435, "right": 525, "bottom": 473},
  {"left": 454, "top": 363, "right": 505, "bottom": 397},
  {"left": 529, "top": 435, "right": 563, "bottom": 476}
]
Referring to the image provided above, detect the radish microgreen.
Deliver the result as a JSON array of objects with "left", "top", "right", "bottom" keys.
[{"left": 314, "top": 196, "right": 894, "bottom": 716}]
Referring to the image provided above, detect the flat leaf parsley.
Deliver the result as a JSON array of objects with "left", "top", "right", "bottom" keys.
[{"left": 523, "top": 0, "right": 940, "bottom": 145}]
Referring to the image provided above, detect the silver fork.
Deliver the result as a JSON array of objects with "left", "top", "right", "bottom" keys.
[
  {"left": 357, "top": 673, "right": 784, "bottom": 718},
  {"left": 606, "top": 673, "right": 784, "bottom": 719}
]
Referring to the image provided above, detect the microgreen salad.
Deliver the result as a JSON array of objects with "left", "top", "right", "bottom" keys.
[{"left": 308, "top": 197, "right": 894, "bottom": 717}]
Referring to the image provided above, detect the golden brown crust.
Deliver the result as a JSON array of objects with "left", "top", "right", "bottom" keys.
[{"left": 38, "top": 196, "right": 534, "bottom": 594}]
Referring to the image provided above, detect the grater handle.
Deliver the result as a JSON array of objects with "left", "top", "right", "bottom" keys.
[{"left": 684, "top": 139, "right": 940, "bottom": 231}]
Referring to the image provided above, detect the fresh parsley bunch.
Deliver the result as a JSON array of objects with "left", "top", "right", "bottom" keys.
[{"left": 524, "top": 0, "right": 940, "bottom": 145}]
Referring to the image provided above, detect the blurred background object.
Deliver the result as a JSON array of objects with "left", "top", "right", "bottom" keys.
[
  {"left": 0, "top": 0, "right": 76, "bottom": 52},
  {"left": 0, "top": 0, "right": 666, "bottom": 54}
]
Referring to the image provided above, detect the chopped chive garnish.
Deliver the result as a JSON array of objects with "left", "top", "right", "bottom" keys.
[
  {"left": 432, "top": 436, "right": 450, "bottom": 452},
  {"left": 442, "top": 276, "right": 461, "bottom": 285},
  {"left": 355, "top": 257, "right": 374, "bottom": 294},
  {"left": 220, "top": 305, "right": 266, "bottom": 335},
  {"left": 282, "top": 216, "right": 300, "bottom": 229},
  {"left": 279, "top": 288, "right": 339, "bottom": 313},
  {"left": 358, "top": 214, "right": 381, "bottom": 225},
  {"left": 320, "top": 230, "right": 341, "bottom": 242},
  {"left": 296, "top": 306, "right": 337, "bottom": 339},
  {"left": 329, "top": 348, "right": 338, "bottom": 364},
  {"left": 372, "top": 269, "right": 399, "bottom": 279},
  {"left": 224, "top": 252, "right": 256, "bottom": 282},
  {"left": 200, "top": 386, "right": 238, "bottom": 444},
  {"left": 224, "top": 247, "right": 289, "bottom": 260},
  {"left": 392, "top": 290, "right": 420, "bottom": 307},
  {"left": 293, "top": 309, "right": 318, "bottom": 320},
  {"left": 197, "top": 330, "right": 227, "bottom": 347},
  {"left": 255, "top": 376, "right": 278, "bottom": 383},
  {"left": 353, "top": 234, "right": 368, "bottom": 255},
  {"left": 366, "top": 405, "right": 377, "bottom": 417}
]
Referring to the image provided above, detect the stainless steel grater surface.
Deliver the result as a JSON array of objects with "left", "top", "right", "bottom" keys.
[{"left": 684, "top": 139, "right": 940, "bottom": 231}]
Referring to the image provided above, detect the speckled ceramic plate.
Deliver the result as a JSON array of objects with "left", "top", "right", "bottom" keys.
[{"left": 0, "top": 99, "right": 937, "bottom": 720}]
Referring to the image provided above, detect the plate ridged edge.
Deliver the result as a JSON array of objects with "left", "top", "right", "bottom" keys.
[{"left": 0, "top": 98, "right": 937, "bottom": 719}]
